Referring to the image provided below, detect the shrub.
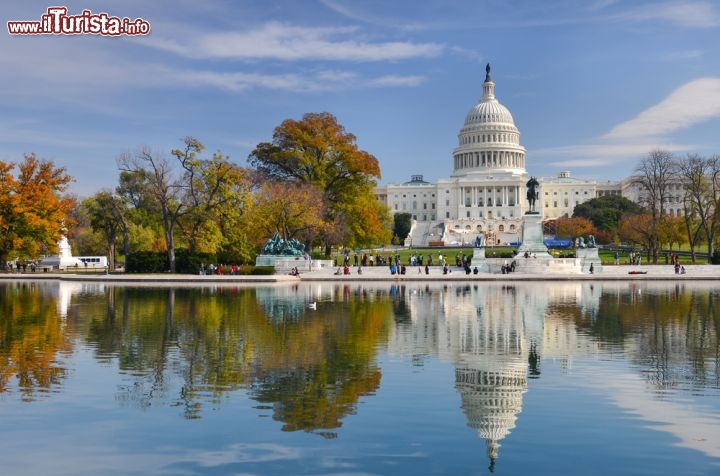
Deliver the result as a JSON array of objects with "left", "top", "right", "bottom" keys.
[
  {"left": 125, "top": 251, "right": 167, "bottom": 273},
  {"left": 711, "top": 251, "right": 720, "bottom": 265}
]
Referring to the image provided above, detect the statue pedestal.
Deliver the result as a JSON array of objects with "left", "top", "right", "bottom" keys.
[
  {"left": 472, "top": 247, "right": 490, "bottom": 273},
  {"left": 513, "top": 213, "right": 583, "bottom": 274},
  {"left": 517, "top": 214, "right": 550, "bottom": 257},
  {"left": 577, "top": 248, "right": 602, "bottom": 274},
  {"left": 255, "top": 255, "right": 334, "bottom": 274}
]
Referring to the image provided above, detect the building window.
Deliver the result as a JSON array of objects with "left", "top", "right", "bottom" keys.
[
  {"left": 446, "top": 199, "right": 450, "bottom": 206},
  {"left": 394, "top": 204, "right": 398, "bottom": 210},
  {"left": 432, "top": 203, "right": 435, "bottom": 209},
  {"left": 466, "top": 211, "right": 471, "bottom": 218},
  {"left": 499, "top": 225, "right": 505, "bottom": 232},
  {"left": 446, "top": 212, "right": 450, "bottom": 218}
]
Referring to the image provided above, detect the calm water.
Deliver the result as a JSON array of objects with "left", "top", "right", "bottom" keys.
[{"left": 1, "top": 279, "right": 720, "bottom": 476}]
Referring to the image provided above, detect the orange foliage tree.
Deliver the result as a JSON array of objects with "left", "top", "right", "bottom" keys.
[
  {"left": 554, "top": 217, "right": 596, "bottom": 240},
  {"left": 0, "top": 154, "right": 74, "bottom": 270},
  {"left": 249, "top": 112, "right": 390, "bottom": 252}
]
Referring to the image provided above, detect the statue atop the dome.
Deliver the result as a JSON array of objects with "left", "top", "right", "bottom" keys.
[
  {"left": 485, "top": 63, "right": 491, "bottom": 82},
  {"left": 526, "top": 177, "right": 539, "bottom": 213}
]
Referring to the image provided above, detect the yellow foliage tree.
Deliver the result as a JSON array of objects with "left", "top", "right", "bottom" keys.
[{"left": 0, "top": 154, "right": 74, "bottom": 270}]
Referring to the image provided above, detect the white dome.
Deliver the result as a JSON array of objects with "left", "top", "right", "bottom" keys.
[
  {"left": 452, "top": 65, "right": 526, "bottom": 177},
  {"left": 464, "top": 97, "right": 516, "bottom": 128}
]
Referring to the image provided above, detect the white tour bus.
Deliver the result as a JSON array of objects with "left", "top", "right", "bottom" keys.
[{"left": 77, "top": 256, "right": 109, "bottom": 269}]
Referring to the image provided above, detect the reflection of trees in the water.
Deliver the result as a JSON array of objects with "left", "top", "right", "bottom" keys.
[
  {"left": 78, "top": 285, "right": 392, "bottom": 425},
  {"left": 249, "top": 298, "right": 390, "bottom": 437},
  {"left": 0, "top": 281, "right": 71, "bottom": 400},
  {"left": 575, "top": 283, "right": 720, "bottom": 391},
  {"left": 3, "top": 279, "right": 720, "bottom": 433}
]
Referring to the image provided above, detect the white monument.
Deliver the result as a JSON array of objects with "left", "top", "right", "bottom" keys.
[{"left": 39, "top": 235, "right": 82, "bottom": 270}]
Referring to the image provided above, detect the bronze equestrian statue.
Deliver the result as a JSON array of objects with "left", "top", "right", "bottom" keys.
[{"left": 526, "top": 177, "right": 539, "bottom": 213}]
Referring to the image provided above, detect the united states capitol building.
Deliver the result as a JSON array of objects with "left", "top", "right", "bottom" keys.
[{"left": 374, "top": 65, "right": 684, "bottom": 247}]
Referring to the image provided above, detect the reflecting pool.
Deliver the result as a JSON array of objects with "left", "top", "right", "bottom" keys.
[{"left": 1, "top": 279, "right": 720, "bottom": 475}]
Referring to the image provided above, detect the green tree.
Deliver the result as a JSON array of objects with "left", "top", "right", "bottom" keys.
[
  {"left": 83, "top": 190, "right": 128, "bottom": 270},
  {"left": 248, "top": 112, "right": 384, "bottom": 253},
  {"left": 117, "top": 146, "right": 184, "bottom": 272},
  {"left": 174, "top": 146, "right": 252, "bottom": 255},
  {"left": 573, "top": 195, "right": 642, "bottom": 235},
  {"left": 392, "top": 213, "right": 412, "bottom": 242},
  {"left": 0, "top": 154, "right": 74, "bottom": 270}
]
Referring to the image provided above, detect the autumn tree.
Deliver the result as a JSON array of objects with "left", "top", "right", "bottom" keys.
[
  {"left": 0, "top": 154, "right": 74, "bottom": 270},
  {"left": 554, "top": 216, "right": 596, "bottom": 241},
  {"left": 618, "top": 213, "right": 662, "bottom": 258},
  {"left": 675, "top": 153, "right": 720, "bottom": 262},
  {"left": 632, "top": 149, "right": 675, "bottom": 263},
  {"left": 657, "top": 214, "right": 687, "bottom": 252},
  {"left": 248, "top": 182, "right": 324, "bottom": 245},
  {"left": 248, "top": 112, "right": 387, "bottom": 253}
]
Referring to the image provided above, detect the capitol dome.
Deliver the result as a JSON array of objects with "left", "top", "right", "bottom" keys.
[
  {"left": 463, "top": 75, "right": 516, "bottom": 128},
  {"left": 452, "top": 64, "right": 526, "bottom": 176}
]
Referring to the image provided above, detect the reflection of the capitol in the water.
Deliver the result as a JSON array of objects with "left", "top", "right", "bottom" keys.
[
  {"left": 386, "top": 282, "right": 602, "bottom": 471},
  {"left": 48, "top": 279, "right": 719, "bottom": 467}
]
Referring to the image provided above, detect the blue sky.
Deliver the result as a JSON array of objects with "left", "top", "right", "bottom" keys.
[{"left": 2, "top": 0, "right": 720, "bottom": 196}]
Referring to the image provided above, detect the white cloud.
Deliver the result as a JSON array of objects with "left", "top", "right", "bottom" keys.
[
  {"left": 662, "top": 50, "right": 704, "bottom": 61},
  {"left": 367, "top": 75, "right": 426, "bottom": 87},
  {"left": 533, "top": 142, "right": 694, "bottom": 168},
  {"left": 532, "top": 77, "right": 720, "bottom": 171},
  {"left": 176, "top": 69, "right": 426, "bottom": 92},
  {"left": 618, "top": 0, "right": 720, "bottom": 27},
  {"left": 603, "top": 77, "right": 720, "bottom": 140},
  {"left": 141, "top": 21, "right": 444, "bottom": 61}
]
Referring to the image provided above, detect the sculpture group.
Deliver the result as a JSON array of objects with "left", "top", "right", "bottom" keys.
[
  {"left": 575, "top": 235, "right": 596, "bottom": 248},
  {"left": 261, "top": 233, "right": 305, "bottom": 256}
]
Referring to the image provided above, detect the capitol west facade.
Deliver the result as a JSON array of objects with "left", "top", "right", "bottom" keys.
[{"left": 374, "top": 66, "right": 684, "bottom": 247}]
